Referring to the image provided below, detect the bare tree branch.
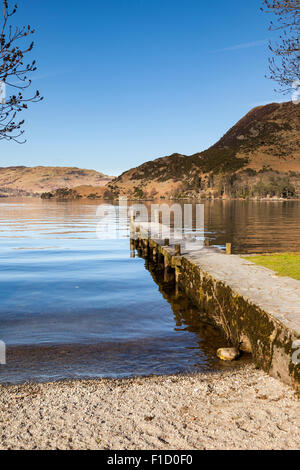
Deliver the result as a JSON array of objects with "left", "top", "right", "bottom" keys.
[
  {"left": 0, "top": 1, "right": 43, "bottom": 143},
  {"left": 262, "top": 0, "right": 300, "bottom": 92}
]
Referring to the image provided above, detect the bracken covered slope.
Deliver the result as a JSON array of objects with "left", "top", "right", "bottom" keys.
[{"left": 106, "top": 101, "right": 300, "bottom": 199}]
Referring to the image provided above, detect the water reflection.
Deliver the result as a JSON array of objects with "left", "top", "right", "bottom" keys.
[{"left": 1, "top": 198, "right": 299, "bottom": 253}]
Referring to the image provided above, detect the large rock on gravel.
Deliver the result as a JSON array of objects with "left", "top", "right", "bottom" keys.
[{"left": 217, "top": 347, "right": 240, "bottom": 361}]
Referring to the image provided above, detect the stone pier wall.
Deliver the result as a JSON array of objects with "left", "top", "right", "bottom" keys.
[{"left": 132, "top": 236, "right": 300, "bottom": 392}]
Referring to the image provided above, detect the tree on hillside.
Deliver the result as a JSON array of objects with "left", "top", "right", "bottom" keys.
[
  {"left": 262, "top": 0, "right": 300, "bottom": 91},
  {"left": 0, "top": 1, "right": 42, "bottom": 143}
]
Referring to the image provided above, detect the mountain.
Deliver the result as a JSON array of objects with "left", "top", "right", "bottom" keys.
[
  {"left": 106, "top": 101, "right": 300, "bottom": 199},
  {"left": 0, "top": 166, "right": 113, "bottom": 197}
]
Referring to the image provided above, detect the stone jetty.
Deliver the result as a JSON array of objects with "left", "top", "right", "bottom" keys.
[{"left": 130, "top": 222, "right": 300, "bottom": 391}]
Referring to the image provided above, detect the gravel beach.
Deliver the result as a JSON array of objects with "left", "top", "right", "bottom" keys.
[{"left": 0, "top": 364, "right": 299, "bottom": 450}]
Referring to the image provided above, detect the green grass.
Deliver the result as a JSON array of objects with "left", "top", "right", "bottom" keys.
[{"left": 243, "top": 253, "right": 300, "bottom": 281}]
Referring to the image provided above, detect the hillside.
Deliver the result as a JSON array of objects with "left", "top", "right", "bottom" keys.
[
  {"left": 0, "top": 166, "right": 113, "bottom": 197},
  {"left": 105, "top": 101, "right": 300, "bottom": 200}
]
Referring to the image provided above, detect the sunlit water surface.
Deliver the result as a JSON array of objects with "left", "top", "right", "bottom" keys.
[{"left": 0, "top": 198, "right": 299, "bottom": 384}]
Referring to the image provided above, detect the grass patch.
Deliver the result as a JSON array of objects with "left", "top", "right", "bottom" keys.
[{"left": 243, "top": 253, "right": 300, "bottom": 281}]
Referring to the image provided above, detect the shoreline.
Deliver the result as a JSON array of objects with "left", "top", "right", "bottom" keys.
[
  {"left": 41, "top": 196, "right": 300, "bottom": 202},
  {"left": 1, "top": 194, "right": 300, "bottom": 202},
  {"left": 0, "top": 364, "right": 299, "bottom": 450}
]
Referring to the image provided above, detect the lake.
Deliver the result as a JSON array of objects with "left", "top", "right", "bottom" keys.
[{"left": 0, "top": 198, "right": 299, "bottom": 384}]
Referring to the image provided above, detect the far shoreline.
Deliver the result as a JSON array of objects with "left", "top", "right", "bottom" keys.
[{"left": 2, "top": 195, "right": 300, "bottom": 202}]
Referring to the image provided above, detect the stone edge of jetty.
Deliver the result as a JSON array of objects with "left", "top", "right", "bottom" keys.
[{"left": 131, "top": 224, "right": 300, "bottom": 392}]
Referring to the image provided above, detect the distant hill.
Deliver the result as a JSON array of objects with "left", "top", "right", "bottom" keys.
[
  {"left": 13, "top": 101, "right": 300, "bottom": 201},
  {"left": 0, "top": 166, "right": 113, "bottom": 197},
  {"left": 105, "top": 101, "right": 300, "bottom": 199}
]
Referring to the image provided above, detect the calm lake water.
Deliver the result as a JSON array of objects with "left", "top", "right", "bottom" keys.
[{"left": 0, "top": 198, "right": 299, "bottom": 384}]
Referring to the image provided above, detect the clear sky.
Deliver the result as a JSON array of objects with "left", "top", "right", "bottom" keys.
[{"left": 1, "top": 0, "right": 286, "bottom": 176}]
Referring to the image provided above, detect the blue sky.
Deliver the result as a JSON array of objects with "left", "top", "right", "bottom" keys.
[{"left": 1, "top": 0, "right": 286, "bottom": 176}]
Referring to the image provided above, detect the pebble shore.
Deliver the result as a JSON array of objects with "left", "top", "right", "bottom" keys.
[{"left": 0, "top": 364, "right": 299, "bottom": 450}]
